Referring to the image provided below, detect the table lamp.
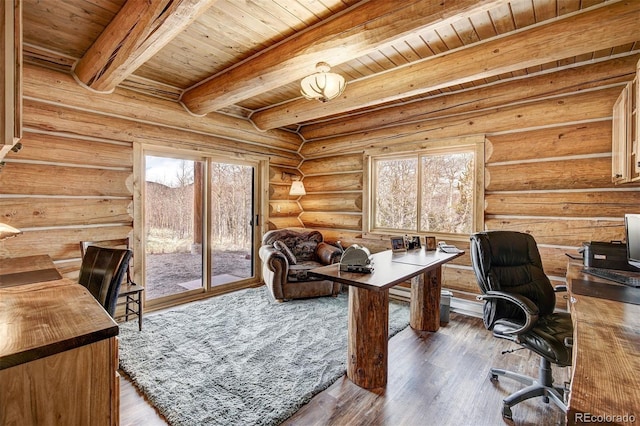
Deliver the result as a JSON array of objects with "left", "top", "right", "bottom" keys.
[{"left": 0, "top": 222, "right": 21, "bottom": 258}]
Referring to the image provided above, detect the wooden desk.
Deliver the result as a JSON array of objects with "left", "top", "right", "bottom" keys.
[
  {"left": 0, "top": 256, "right": 120, "bottom": 425},
  {"left": 0, "top": 254, "right": 62, "bottom": 287},
  {"left": 566, "top": 262, "right": 640, "bottom": 425},
  {"left": 311, "top": 248, "right": 462, "bottom": 389}
]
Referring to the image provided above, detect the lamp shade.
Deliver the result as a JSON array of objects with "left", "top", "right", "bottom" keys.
[
  {"left": 289, "top": 180, "right": 306, "bottom": 196},
  {"left": 0, "top": 223, "right": 21, "bottom": 241},
  {"left": 300, "top": 62, "right": 346, "bottom": 102}
]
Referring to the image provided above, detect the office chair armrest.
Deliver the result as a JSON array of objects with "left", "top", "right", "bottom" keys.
[
  {"left": 554, "top": 284, "right": 567, "bottom": 293},
  {"left": 478, "top": 291, "right": 539, "bottom": 336}
]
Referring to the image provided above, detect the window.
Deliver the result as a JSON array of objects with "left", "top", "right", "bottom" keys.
[{"left": 370, "top": 140, "right": 483, "bottom": 237}]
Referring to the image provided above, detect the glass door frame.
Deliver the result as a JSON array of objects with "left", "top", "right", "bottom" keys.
[{"left": 133, "top": 144, "right": 267, "bottom": 312}]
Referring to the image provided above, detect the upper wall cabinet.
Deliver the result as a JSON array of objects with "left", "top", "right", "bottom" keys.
[
  {"left": 0, "top": 0, "right": 22, "bottom": 161},
  {"left": 612, "top": 59, "right": 640, "bottom": 185}
]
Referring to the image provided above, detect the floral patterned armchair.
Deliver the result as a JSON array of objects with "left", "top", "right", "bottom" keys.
[{"left": 259, "top": 228, "right": 342, "bottom": 301}]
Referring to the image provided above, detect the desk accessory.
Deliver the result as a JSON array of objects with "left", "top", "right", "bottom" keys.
[
  {"left": 571, "top": 278, "right": 640, "bottom": 305},
  {"left": 390, "top": 236, "right": 406, "bottom": 252},
  {"left": 438, "top": 241, "right": 462, "bottom": 254},
  {"left": 340, "top": 244, "right": 373, "bottom": 273}
]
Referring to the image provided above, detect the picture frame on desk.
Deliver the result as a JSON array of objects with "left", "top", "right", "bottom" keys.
[
  {"left": 408, "top": 236, "right": 421, "bottom": 250},
  {"left": 425, "top": 236, "right": 437, "bottom": 251},
  {"left": 390, "top": 236, "right": 406, "bottom": 252}
]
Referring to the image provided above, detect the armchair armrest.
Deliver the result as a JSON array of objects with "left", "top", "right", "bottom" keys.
[
  {"left": 477, "top": 290, "right": 539, "bottom": 336},
  {"left": 259, "top": 245, "right": 289, "bottom": 272},
  {"left": 316, "top": 242, "right": 342, "bottom": 265}
]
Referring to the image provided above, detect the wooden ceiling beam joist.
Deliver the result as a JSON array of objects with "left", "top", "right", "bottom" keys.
[
  {"left": 253, "top": 0, "right": 640, "bottom": 131},
  {"left": 73, "top": 0, "right": 217, "bottom": 93},
  {"left": 300, "top": 53, "right": 640, "bottom": 140},
  {"left": 179, "top": 0, "right": 509, "bottom": 115}
]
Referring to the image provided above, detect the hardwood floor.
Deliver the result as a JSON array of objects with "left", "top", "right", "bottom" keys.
[
  {"left": 119, "top": 374, "right": 168, "bottom": 426},
  {"left": 120, "top": 312, "right": 568, "bottom": 425}
]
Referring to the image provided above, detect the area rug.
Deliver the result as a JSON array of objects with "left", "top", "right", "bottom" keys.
[{"left": 118, "top": 286, "right": 410, "bottom": 426}]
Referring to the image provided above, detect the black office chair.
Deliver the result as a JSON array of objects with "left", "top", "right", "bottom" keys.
[
  {"left": 469, "top": 231, "right": 573, "bottom": 420},
  {"left": 78, "top": 245, "right": 132, "bottom": 317}
]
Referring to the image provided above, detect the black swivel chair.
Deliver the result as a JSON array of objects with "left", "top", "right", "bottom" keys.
[
  {"left": 79, "top": 245, "right": 132, "bottom": 318},
  {"left": 469, "top": 231, "right": 573, "bottom": 420}
]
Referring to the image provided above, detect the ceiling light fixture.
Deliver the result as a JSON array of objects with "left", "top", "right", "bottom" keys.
[{"left": 300, "top": 62, "right": 346, "bottom": 102}]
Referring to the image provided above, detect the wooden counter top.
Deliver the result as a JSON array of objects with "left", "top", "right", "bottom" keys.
[
  {"left": 0, "top": 254, "right": 62, "bottom": 287},
  {"left": 566, "top": 262, "right": 640, "bottom": 424},
  {"left": 0, "top": 276, "right": 118, "bottom": 370}
]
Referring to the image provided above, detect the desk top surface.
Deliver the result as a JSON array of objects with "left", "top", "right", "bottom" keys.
[
  {"left": 310, "top": 248, "right": 462, "bottom": 291},
  {"left": 0, "top": 254, "right": 62, "bottom": 287},
  {"left": 566, "top": 261, "right": 640, "bottom": 423},
  {"left": 0, "top": 256, "right": 118, "bottom": 370}
]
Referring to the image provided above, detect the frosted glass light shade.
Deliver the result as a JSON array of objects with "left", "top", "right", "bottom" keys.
[
  {"left": 289, "top": 180, "right": 306, "bottom": 196},
  {"left": 0, "top": 223, "right": 21, "bottom": 241},
  {"left": 300, "top": 62, "right": 346, "bottom": 102}
]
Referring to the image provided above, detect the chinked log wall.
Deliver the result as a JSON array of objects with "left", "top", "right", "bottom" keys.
[
  {"left": 295, "top": 54, "right": 640, "bottom": 302},
  {"left": 0, "top": 63, "right": 302, "bottom": 279}
]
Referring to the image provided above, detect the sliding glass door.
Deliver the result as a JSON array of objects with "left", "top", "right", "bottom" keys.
[
  {"left": 144, "top": 155, "right": 204, "bottom": 302},
  {"left": 143, "top": 151, "right": 260, "bottom": 306},
  {"left": 210, "top": 162, "right": 255, "bottom": 286}
]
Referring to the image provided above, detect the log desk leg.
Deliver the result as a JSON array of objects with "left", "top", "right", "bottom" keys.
[
  {"left": 347, "top": 285, "right": 389, "bottom": 389},
  {"left": 410, "top": 266, "right": 442, "bottom": 332},
  {"left": 313, "top": 249, "right": 460, "bottom": 390},
  {"left": 346, "top": 266, "right": 442, "bottom": 389}
]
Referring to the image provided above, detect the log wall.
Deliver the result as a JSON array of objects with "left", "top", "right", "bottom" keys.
[
  {"left": 0, "top": 65, "right": 302, "bottom": 281},
  {"left": 296, "top": 54, "right": 640, "bottom": 302},
  {"left": 3, "top": 55, "right": 640, "bottom": 308}
]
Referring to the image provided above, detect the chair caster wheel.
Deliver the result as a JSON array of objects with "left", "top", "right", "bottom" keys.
[
  {"left": 490, "top": 373, "right": 499, "bottom": 382},
  {"left": 543, "top": 396, "right": 549, "bottom": 404},
  {"left": 502, "top": 404, "right": 513, "bottom": 420}
]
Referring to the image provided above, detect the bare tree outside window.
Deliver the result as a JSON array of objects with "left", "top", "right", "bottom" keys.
[
  {"left": 144, "top": 155, "right": 255, "bottom": 301},
  {"left": 210, "top": 162, "right": 253, "bottom": 249},
  {"left": 375, "top": 158, "right": 417, "bottom": 230},
  {"left": 373, "top": 150, "right": 474, "bottom": 235},
  {"left": 421, "top": 152, "right": 473, "bottom": 234}
]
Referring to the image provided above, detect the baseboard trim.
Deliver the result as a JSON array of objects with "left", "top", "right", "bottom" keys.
[{"left": 389, "top": 286, "right": 483, "bottom": 319}]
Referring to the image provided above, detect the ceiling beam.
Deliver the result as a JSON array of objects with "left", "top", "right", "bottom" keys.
[
  {"left": 180, "top": 0, "right": 509, "bottom": 115},
  {"left": 73, "top": 0, "right": 216, "bottom": 93},
  {"left": 300, "top": 54, "right": 640, "bottom": 140},
  {"left": 252, "top": 0, "right": 640, "bottom": 131}
]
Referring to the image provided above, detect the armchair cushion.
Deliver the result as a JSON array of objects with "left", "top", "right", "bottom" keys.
[
  {"left": 273, "top": 240, "right": 297, "bottom": 265},
  {"left": 288, "top": 261, "right": 325, "bottom": 282}
]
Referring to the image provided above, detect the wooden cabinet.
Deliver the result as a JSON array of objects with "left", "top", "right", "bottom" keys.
[
  {"left": 611, "top": 81, "right": 631, "bottom": 183},
  {"left": 0, "top": 0, "right": 21, "bottom": 160},
  {"left": 612, "top": 60, "right": 640, "bottom": 184},
  {"left": 0, "top": 257, "right": 119, "bottom": 426}
]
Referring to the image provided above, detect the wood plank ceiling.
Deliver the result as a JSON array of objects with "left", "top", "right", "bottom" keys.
[{"left": 21, "top": 0, "right": 640, "bottom": 132}]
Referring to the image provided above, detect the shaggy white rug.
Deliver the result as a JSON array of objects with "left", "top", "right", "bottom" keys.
[{"left": 118, "top": 286, "right": 410, "bottom": 426}]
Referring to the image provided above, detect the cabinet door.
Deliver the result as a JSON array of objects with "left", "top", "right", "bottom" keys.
[
  {"left": 612, "top": 82, "right": 631, "bottom": 184},
  {"left": 0, "top": 0, "right": 21, "bottom": 159},
  {"left": 633, "top": 61, "right": 639, "bottom": 179}
]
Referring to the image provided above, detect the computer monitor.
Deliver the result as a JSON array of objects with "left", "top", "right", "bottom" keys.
[{"left": 625, "top": 213, "right": 640, "bottom": 270}]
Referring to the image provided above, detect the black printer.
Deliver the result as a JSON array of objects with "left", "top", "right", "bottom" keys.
[{"left": 581, "top": 241, "right": 638, "bottom": 271}]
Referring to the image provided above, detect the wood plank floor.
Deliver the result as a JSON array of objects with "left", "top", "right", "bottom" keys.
[{"left": 120, "top": 312, "right": 569, "bottom": 425}]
